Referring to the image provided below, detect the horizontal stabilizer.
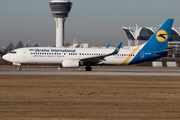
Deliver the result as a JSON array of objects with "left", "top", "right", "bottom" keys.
[{"left": 154, "top": 49, "right": 171, "bottom": 54}]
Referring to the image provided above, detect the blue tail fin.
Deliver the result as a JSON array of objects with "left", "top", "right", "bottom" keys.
[
  {"left": 143, "top": 19, "right": 174, "bottom": 51},
  {"left": 106, "top": 44, "right": 110, "bottom": 48}
]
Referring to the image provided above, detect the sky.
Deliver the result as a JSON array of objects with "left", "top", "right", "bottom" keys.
[{"left": 0, "top": 0, "right": 180, "bottom": 48}]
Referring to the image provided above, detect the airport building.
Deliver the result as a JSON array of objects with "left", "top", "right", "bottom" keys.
[
  {"left": 122, "top": 25, "right": 180, "bottom": 46},
  {"left": 71, "top": 39, "right": 88, "bottom": 48},
  {"left": 49, "top": 0, "right": 73, "bottom": 47},
  {"left": 122, "top": 25, "right": 180, "bottom": 57}
]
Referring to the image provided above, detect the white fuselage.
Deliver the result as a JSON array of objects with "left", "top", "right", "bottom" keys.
[{"left": 3, "top": 45, "right": 144, "bottom": 66}]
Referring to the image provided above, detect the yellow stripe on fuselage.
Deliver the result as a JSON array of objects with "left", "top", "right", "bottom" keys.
[{"left": 121, "top": 45, "right": 141, "bottom": 65}]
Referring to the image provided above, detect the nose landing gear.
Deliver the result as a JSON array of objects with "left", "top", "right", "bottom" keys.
[{"left": 13, "top": 63, "right": 22, "bottom": 71}]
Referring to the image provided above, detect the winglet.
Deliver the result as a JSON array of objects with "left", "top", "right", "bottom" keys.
[
  {"left": 112, "top": 42, "right": 122, "bottom": 54},
  {"left": 106, "top": 44, "right": 110, "bottom": 48}
]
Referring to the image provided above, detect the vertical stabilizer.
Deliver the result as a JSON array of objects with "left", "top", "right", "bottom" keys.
[{"left": 142, "top": 19, "right": 174, "bottom": 51}]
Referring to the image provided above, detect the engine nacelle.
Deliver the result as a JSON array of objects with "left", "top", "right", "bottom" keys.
[
  {"left": 62, "top": 59, "right": 79, "bottom": 68},
  {"left": 13, "top": 63, "right": 21, "bottom": 66}
]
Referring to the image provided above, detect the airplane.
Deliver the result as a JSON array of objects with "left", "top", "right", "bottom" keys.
[
  {"left": 106, "top": 44, "right": 110, "bottom": 48},
  {"left": 3, "top": 19, "right": 174, "bottom": 71}
]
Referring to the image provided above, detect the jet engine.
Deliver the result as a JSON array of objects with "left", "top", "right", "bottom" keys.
[{"left": 62, "top": 59, "right": 79, "bottom": 68}]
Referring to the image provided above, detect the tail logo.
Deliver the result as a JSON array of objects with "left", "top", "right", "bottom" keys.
[
  {"left": 156, "top": 30, "right": 168, "bottom": 42},
  {"left": 116, "top": 48, "right": 120, "bottom": 51}
]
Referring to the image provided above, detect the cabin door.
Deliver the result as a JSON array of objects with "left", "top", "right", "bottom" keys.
[{"left": 22, "top": 50, "right": 27, "bottom": 58}]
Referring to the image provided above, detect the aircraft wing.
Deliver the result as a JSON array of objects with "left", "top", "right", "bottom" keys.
[{"left": 80, "top": 42, "right": 122, "bottom": 63}]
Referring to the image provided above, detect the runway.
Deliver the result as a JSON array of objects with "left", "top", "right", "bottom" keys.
[{"left": 0, "top": 66, "right": 180, "bottom": 76}]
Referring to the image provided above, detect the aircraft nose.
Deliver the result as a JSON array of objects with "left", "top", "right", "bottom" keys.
[{"left": 2, "top": 54, "right": 9, "bottom": 61}]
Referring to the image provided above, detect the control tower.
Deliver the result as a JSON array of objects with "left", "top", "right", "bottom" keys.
[{"left": 49, "top": 0, "right": 72, "bottom": 47}]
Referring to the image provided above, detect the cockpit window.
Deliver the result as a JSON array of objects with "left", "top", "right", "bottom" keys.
[{"left": 10, "top": 51, "right": 17, "bottom": 54}]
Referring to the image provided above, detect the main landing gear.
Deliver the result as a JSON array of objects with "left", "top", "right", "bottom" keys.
[
  {"left": 18, "top": 66, "right": 22, "bottom": 71},
  {"left": 85, "top": 66, "right": 92, "bottom": 71}
]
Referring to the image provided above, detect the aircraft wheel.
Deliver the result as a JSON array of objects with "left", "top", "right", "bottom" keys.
[
  {"left": 85, "top": 66, "right": 92, "bottom": 71},
  {"left": 19, "top": 67, "right": 22, "bottom": 71},
  {"left": 89, "top": 67, "right": 92, "bottom": 71}
]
